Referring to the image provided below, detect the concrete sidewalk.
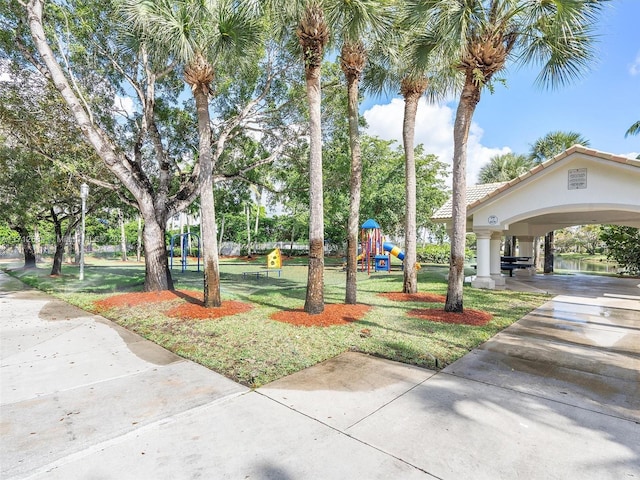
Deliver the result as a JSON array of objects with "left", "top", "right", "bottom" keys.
[{"left": 1, "top": 271, "right": 639, "bottom": 479}]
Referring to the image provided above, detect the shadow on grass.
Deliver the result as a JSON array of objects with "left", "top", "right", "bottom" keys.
[{"left": 360, "top": 340, "right": 440, "bottom": 368}]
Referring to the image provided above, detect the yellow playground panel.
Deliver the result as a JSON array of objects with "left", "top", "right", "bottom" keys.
[{"left": 267, "top": 248, "right": 282, "bottom": 269}]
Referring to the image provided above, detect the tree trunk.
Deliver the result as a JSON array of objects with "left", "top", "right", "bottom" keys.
[
  {"left": 289, "top": 206, "right": 297, "bottom": 257},
  {"left": 136, "top": 215, "right": 142, "bottom": 262},
  {"left": 26, "top": 3, "right": 182, "bottom": 293},
  {"left": 504, "top": 235, "right": 513, "bottom": 257},
  {"left": 140, "top": 207, "right": 173, "bottom": 291},
  {"left": 254, "top": 187, "right": 262, "bottom": 247},
  {"left": 344, "top": 69, "right": 363, "bottom": 304},
  {"left": 304, "top": 64, "right": 325, "bottom": 314},
  {"left": 50, "top": 216, "right": 65, "bottom": 276},
  {"left": 51, "top": 237, "right": 68, "bottom": 276},
  {"left": 15, "top": 225, "right": 36, "bottom": 269},
  {"left": 401, "top": 80, "right": 426, "bottom": 294},
  {"left": 445, "top": 79, "right": 481, "bottom": 312},
  {"left": 118, "top": 209, "right": 128, "bottom": 262},
  {"left": 544, "top": 231, "right": 554, "bottom": 273},
  {"left": 246, "top": 204, "right": 252, "bottom": 257},
  {"left": 34, "top": 225, "right": 41, "bottom": 261},
  {"left": 193, "top": 87, "right": 221, "bottom": 307},
  {"left": 218, "top": 216, "right": 225, "bottom": 254},
  {"left": 186, "top": 215, "right": 191, "bottom": 253}
]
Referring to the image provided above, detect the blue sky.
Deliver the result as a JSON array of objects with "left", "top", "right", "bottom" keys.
[{"left": 362, "top": 0, "right": 640, "bottom": 184}]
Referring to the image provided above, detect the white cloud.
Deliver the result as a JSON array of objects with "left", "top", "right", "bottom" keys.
[
  {"left": 113, "top": 95, "right": 136, "bottom": 117},
  {"left": 622, "top": 151, "right": 639, "bottom": 160},
  {"left": 629, "top": 51, "right": 640, "bottom": 76},
  {"left": 363, "top": 98, "right": 510, "bottom": 185}
]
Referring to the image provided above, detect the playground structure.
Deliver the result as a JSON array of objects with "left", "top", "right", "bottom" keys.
[
  {"left": 242, "top": 248, "right": 283, "bottom": 279},
  {"left": 358, "top": 219, "right": 406, "bottom": 274},
  {"left": 169, "top": 233, "right": 201, "bottom": 273}
]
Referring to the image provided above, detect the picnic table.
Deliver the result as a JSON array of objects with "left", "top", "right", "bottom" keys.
[
  {"left": 500, "top": 256, "right": 533, "bottom": 277},
  {"left": 242, "top": 269, "right": 282, "bottom": 279}
]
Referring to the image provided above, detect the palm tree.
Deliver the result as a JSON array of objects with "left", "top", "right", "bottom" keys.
[
  {"left": 477, "top": 153, "right": 534, "bottom": 184},
  {"left": 365, "top": 17, "right": 457, "bottom": 295},
  {"left": 297, "top": 3, "right": 330, "bottom": 314},
  {"left": 340, "top": 39, "right": 367, "bottom": 304},
  {"left": 325, "top": 1, "right": 392, "bottom": 304},
  {"left": 529, "top": 131, "right": 590, "bottom": 163},
  {"left": 410, "top": 0, "right": 609, "bottom": 312},
  {"left": 261, "top": 0, "right": 329, "bottom": 314},
  {"left": 529, "top": 130, "right": 590, "bottom": 273},
  {"left": 122, "top": 0, "right": 262, "bottom": 307},
  {"left": 398, "top": 75, "right": 429, "bottom": 293}
]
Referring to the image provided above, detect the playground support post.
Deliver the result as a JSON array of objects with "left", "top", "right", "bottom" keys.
[{"left": 170, "top": 233, "right": 201, "bottom": 273}]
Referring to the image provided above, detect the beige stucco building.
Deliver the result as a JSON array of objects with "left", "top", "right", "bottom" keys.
[{"left": 433, "top": 145, "right": 640, "bottom": 289}]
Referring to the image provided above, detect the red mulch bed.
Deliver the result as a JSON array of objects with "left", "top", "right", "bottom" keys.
[
  {"left": 271, "top": 304, "right": 372, "bottom": 327},
  {"left": 94, "top": 290, "right": 187, "bottom": 310},
  {"left": 378, "top": 292, "right": 446, "bottom": 303},
  {"left": 408, "top": 308, "right": 493, "bottom": 326},
  {"left": 166, "top": 300, "right": 252, "bottom": 320},
  {"left": 93, "top": 290, "right": 252, "bottom": 321}
]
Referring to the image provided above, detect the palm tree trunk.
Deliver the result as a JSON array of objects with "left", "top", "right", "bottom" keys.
[
  {"left": 344, "top": 70, "right": 362, "bottom": 305},
  {"left": 193, "top": 87, "right": 221, "bottom": 307},
  {"left": 401, "top": 79, "right": 426, "bottom": 294},
  {"left": 304, "top": 64, "right": 325, "bottom": 314},
  {"left": 446, "top": 79, "right": 480, "bottom": 312}
]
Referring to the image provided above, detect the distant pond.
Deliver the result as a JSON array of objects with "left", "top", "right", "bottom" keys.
[{"left": 554, "top": 257, "right": 618, "bottom": 273}]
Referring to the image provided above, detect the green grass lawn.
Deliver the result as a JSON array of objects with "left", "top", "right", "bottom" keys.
[{"left": 2, "top": 255, "right": 550, "bottom": 387}]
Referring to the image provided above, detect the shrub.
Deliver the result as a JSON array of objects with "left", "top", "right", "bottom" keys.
[
  {"left": 418, "top": 244, "right": 475, "bottom": 264},
  {"left": 418, "top": 244, "right": 450, "bottom": 264},
  {"left": 599, "top": 226, "right": 640, "bottom": 275}
]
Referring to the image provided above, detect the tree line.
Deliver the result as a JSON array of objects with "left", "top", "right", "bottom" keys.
[{"left": 1, "top": 1, "right": 614, "bottom": 314}]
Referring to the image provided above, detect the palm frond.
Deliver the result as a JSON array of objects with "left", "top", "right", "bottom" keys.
[
  {"left": 625, "top": 121, "right": 640, "bottom": 138},
  {"left": 518, "top": 0, "right": 611, "bottom": 89}
]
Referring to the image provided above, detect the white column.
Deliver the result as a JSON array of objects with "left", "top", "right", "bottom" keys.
[
  {"left": 516, "top": 235, "right": 535, "bottom": 276},
  {"left": 490, "top": 232, "right": 505, "bottom": 286},
  {"left": 472, "top": 229, "right": 495, "bottom": 289}
]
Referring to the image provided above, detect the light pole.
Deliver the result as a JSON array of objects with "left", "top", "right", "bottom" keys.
[{"left": 79, "top": 183, "right": 89, "bottom": 281}]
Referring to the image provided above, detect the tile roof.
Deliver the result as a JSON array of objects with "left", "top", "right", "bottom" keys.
[
  {"left": 432, "top": 182, "right": 505, "bottom": 219},
  {"left": 431, "top": 146, "right": 640, "bottom": 221}
]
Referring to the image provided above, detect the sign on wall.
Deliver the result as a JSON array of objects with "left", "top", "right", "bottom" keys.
[{"left": 568, "top": 168, "right": 587, "bottom": 190}]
